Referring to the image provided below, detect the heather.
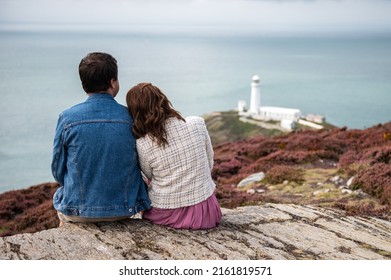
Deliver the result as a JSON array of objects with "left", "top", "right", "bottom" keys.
[
  {"left": 212, "top": 121, "right": 391, "bottom": 218},
  {"left": 263, "top": 165, "right": 304, "bottom": 185},
  {"left": 0, "top": 183, "right": 59, "bottom": 237},
  {"left": 351, "top": 163, "right": 391, "bottom": 206},
  {"left": 0, "top": 120, "right": 390, "bottom": 237}
]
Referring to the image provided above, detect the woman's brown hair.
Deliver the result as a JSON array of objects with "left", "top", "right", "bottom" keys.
[{"left": 126, "top": 83, "right": 185, "bottom": 147}]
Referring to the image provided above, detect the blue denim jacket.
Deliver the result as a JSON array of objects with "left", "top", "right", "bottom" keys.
[{"left": 51, "top": 93, "right": 151, "bottom": 218}]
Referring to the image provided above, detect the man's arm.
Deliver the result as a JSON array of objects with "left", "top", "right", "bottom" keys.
[{"left": 51, "top": 114, "right": 67, "bottom": 186}]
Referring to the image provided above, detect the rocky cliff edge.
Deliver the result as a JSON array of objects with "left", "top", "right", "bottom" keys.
[{"left": 1, "top": 203, "right": 390, "bottom": 260}]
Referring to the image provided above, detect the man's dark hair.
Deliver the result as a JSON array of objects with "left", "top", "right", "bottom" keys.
[{"left": 78, "top": 52, "right": 118, "bottom": 93}]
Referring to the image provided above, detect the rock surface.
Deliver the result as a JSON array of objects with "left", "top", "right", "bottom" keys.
[
  {"left": 237, "top": 172, "right": 265, "bottom": 188},
  {"left": 1, "top": 203, "right": 390, "bottom": 260}
]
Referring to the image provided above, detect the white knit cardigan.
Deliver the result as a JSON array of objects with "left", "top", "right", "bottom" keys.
[{"left": 136, "top": 116, "right": 216, "bottom": 209}]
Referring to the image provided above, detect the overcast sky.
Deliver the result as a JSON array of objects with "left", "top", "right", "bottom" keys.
[{"left": 1, "top": 0, "right": 391, "bottom": 34}]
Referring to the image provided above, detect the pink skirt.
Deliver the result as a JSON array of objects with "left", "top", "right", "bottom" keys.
[{"left": 143, "top": 194, "right": 222, "bottom": 230}]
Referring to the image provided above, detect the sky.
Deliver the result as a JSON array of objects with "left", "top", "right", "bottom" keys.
[{"left": 1, "top": 0, "right": 391, "bottom": 34}]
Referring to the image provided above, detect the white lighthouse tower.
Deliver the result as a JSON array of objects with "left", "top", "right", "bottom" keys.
[{"left": 249, "top": 74, "right": 261, "bottom": 115}]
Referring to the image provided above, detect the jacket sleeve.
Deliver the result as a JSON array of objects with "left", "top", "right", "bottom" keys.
[
  {"left": 51, "top": 114, "right": 67, "bottom": 186},
  {"left": 136, "top": 140, "right": 152, "bottom": 181},
  {"left": 203, "top": 120, "right": 214, "bottom": 171}
]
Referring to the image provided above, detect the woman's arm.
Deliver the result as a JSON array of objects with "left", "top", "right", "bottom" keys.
[
  {"left": 136, "top": 140, "right": 153, "bottom": 181},
  {"left": 203, "top": 120, "right": 214, "bottom": 171}
]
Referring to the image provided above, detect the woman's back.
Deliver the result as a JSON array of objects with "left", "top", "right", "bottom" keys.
[
  {"left": 127, "top": 82, "right": 221, "bottom": 229},
  {"left": 136, "top": 116, "right": 216, "bottom": 209}
]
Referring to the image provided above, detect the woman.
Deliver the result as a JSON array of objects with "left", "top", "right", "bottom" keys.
[{"left": 126, "top": 83, "right": 222, "bottom": 230}]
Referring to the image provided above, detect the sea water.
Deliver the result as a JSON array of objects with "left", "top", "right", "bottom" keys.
[{"left": 0, "top": 29, "right": 391, "bottom": 192}]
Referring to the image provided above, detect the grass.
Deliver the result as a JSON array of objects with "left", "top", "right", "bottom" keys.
[
  {"left": 235, "top": 167, "right": 388, "bottom": 218},
  {"left": 204, "top": 111, "right": 283, "bottom": 145},
  {"left": 0, "top": 227, "right": 8, "bottom": 235},
  {"left": 256, "top": 168, "right": 343, "bottom": 205}
]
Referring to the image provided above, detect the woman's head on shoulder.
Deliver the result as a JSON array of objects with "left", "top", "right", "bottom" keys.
[{"left": 126, "top": 83, "right": 184, "bottom": 146}]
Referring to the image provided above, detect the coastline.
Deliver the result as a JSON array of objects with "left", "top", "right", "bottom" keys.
[
  {"left": 1, "top": 32, "right": 391, "bottom": 193},
  {"left": 0, "top": 113, "right": 390, "bottom": 238}
]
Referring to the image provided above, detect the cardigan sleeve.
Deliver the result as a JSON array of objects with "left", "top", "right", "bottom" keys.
[
  {"left": 203, "top": 120, "right": 214, "bottom": 171},
  {"left": 136, "top": 139, "right": 153, "bottom": 180}
]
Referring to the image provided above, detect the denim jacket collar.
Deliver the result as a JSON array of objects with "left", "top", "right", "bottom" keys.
[{"left": 87, "top": 93, "right": 114, "bottom": 101}]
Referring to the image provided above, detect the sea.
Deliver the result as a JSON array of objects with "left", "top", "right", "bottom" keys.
[{"left": 1, "top": 27, "right": 391, "bottom": 193}]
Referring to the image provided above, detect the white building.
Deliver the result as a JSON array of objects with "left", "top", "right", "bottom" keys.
[
  {"left": 237, "top": 100, "right": 247, "bottom": 112},
  {"left": 306, "top": 114, "right": 325, "bottom": 124},
  {"left": 259, "top": 106, "right": 301, "bottom": 122},
  {"left": 249, "top": 75, "right": 261, "bottom": 115},
  {"left": 238, "top": 75, "right": 302, "bottom": 130}
]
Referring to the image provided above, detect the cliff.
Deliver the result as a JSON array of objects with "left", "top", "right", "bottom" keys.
[
  {"left": 0, "top": 116, "right": 390, "bottom": 259},
  {"left": 210, "top": 117, "right": 391, "bottom": 218},
  {"left": 1, "top": 203, "right": 390, "bottom": 260}
]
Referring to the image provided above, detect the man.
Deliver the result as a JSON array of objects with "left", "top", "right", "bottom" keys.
[{"left": 51, "top": 52, "right": 150, "bottom": 224}]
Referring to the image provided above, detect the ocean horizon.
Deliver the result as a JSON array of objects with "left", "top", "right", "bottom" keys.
[{"left": 0, "top": 27, "right": 390, "bottom": 193}]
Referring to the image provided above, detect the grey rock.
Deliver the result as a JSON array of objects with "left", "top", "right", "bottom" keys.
[
  {"left": 342, "top": 189, "right": 353, "bottom": 194},
  {"left": 237, "top": 172, "right": 265, "bottom": 188},
  {"left": 331, "top": 175, "right": 340, "bottom": 183},
  {"left": 347, "top": 176, "right": 355, "bottom": 187},
  {"left": 313, "top": 190, "right": 323, "bottom": 196},
  {"left": 1, "top": 204, "right": 390, "bottom": 260},
  {"left": 313, "top": 189, "right": 330, "bottom": 196}
]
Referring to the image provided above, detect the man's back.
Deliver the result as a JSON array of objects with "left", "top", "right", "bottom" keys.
[{"left": 51, "top": 93, "right": 150, "bottom": 218}]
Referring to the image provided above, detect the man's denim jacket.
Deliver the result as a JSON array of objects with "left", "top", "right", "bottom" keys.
[{"left": 51, "top": 93, "right": 151, "bottom": 218}]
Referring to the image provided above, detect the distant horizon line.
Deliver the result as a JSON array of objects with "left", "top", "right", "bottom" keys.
[{"left": 1, "top": 22, "right": 391, "bottom": 37}]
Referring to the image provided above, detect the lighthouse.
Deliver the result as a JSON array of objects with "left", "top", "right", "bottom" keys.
[
  {"left": 249, "top": 75, "right": 261, "bottom": 115},
  {"left": 237, "top": 75, "right": 307, "bottom": 131}
]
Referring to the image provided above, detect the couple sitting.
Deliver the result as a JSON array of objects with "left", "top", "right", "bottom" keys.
[{"left": 51, "top": 52, "right": 221, "bottom": 230}]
